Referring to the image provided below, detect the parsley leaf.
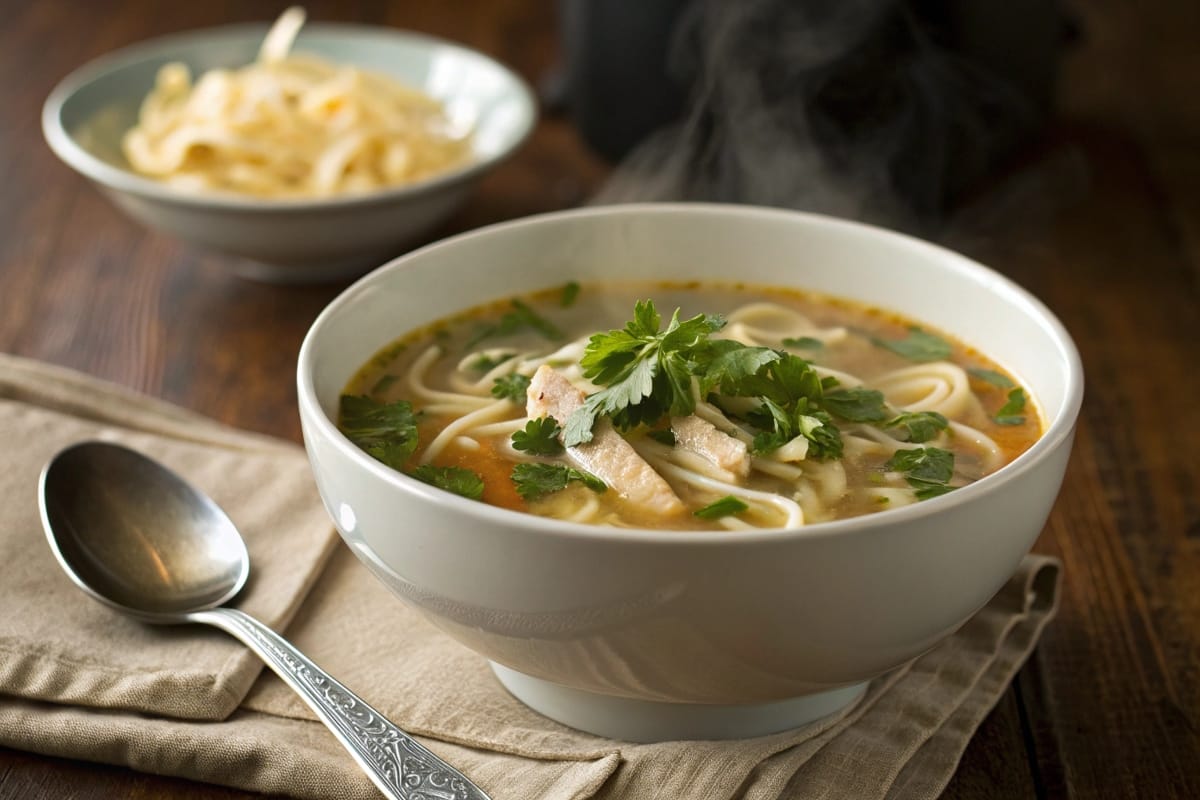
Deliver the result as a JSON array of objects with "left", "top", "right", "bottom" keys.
[
  {"left": 511, "top": 462, "right": 607, "bottom": 501},
  {"left": 968, "top": 367, "right": 1015, "bottom": 389},
  {"left": 873, "top": 327, "right": 953, "bottom": 362},
  {"left": 339, "top": 395, "right": 420, "bottom": 471},
  {"left": 465, "top": 299, "right": 564, "bottom": 350},
  {"left": 884, "top": 446, "right": 956, "bottom": 500},
  {"left": 694, "top": 495, "right": 749, "bottom": 520},
  {"left": 994, "top": 387, "right": 1027, "bottom": 425},
  {"left": 491, "top": 372, "right": 531, "bottom": 402},
  {"left": 883, "top": 411, "right": 949, "bottom": 443},
  {"left": 782, "top": 336, "right": 824, "bottom": 350},
  {"left": 750, "top": 398, "right": 842, "bottom": 460},
  {"left": 409, "top": 464, "right": 485, "bottom": 500},
  {"left": 511, "top": 417, "right": 565, "bottom": 455},
  {"left": 470, "top": 352, "right": 516, "bottom": 373},
  {"left": 822, "top": 387, "right": 890, "bottom": 422},
  {"left": 560, "top": 281, "right": 581, "bottom": 307},
  {"left": 647, "top": 429, "right": 677, "bottom": 446},
  {"left": 696, "top": 341, "right": 779, "bottom": 396}
]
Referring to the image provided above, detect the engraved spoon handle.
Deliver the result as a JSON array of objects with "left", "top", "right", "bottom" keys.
[{"left": 190, "top": 607, "right": 490, "bottom": 800}]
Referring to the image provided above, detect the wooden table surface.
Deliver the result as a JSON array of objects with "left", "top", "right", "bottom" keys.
[{"left": 2, "top": 1, "right": 1197, "bottom": 797}]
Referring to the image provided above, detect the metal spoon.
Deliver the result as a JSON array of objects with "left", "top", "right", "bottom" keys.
[{"left": 38, "top": 441, "right": 490, "bottom": 800}]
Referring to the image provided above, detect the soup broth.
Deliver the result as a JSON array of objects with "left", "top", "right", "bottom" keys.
[{"left": 340, "top": 281, "right": 1041, "bottom": 531}]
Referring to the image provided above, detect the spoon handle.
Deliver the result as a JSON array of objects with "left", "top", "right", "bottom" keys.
[{"left": 190, "top": 607, "right": 491, "bottom": 800}]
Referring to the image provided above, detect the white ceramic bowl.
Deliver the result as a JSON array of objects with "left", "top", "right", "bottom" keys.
[
  {"left": 42, "top": 22, "right": 535, "bottom": 283},
  {"left": 297, "top": 204, "right": 1083, "bottom": 741}
]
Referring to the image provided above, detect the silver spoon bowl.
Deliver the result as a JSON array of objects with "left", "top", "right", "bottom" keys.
[{"left": 39, "top": 440, "right": 490, "bottom": 800}]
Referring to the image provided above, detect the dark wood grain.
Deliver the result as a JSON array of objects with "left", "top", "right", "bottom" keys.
[{"left": 1, "top": 0, "right": 1197, "bottom": 798}]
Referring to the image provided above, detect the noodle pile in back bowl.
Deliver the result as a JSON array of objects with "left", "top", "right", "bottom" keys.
[
  {"left": 42, "top": 8, "right": 534, "bottom": 282},
  {"left": 297, "top": 204, "right": 1083, "bottom": 742}
]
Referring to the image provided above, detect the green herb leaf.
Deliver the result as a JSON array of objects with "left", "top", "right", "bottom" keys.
[
  {"left": 560, "top": 281, "right": 581, "bottom": 307},
  {"left": 822, "top": 387, "right": 890, "bottom": 422},
  {"left": 694, "top": 495, "right": 749, "bottom": 520},
  {"left": 696, "top": 341, "right": 780, "bottom": 396},
  {"left": 994, "top": 388, "right": 1027, "bottom": 425},
  {"left": 339, "top": 395, "right": 420, "bottom": 470},
  {"left": 511, "top": 417, "right": 565, "bottom": 455},
  {"left": 648, "top": 429, "right": 677, "bottom": 446},
  {"left": 465, "top": 299, "right": 564, "bottom": 350},
  {"left": 873, "top": 327, "right": 953, "bottom": 362},
  {"left": 782, "top": 336, "right": 824, "bottom": 350},
  {"left": 884, "top": 446, "right": 956, "bottom": 500},
  {"left": 511, "top": 462, "right": 607, "bottom": 501},
  {"left": 883, "top": 411, "right": 950, "bottom": 443},
  {"left": 470, "top": 352, "right": 516, "bottom": 373},
  {"left": 409, "top": 464, "right": 485, "bottom": 500},
  {"left": 491, "top": 372, "right": 531, "bottom": 402},
  {"left": 968, "top": 367, "right": 1015, "bottom": 389}
]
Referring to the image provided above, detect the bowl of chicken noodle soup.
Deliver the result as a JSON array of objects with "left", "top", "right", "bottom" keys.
[{"left": 297, "top": 203, "right": 1082, "bottom": 741}]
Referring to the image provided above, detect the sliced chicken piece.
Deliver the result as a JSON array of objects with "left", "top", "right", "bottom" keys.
[
  {"left": 671, "top": 415, "right": 751, "bottom": 479},
  {"left": 527, "top": 365, "right": 684, "bottom": 517}
]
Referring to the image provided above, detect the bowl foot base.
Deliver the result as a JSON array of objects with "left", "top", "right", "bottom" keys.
[{"left": 490, "top": 662, "right": 867, "bottom": 742}]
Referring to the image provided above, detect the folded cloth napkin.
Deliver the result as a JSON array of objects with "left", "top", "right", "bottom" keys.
[{"left": 0, "top": 354, "right": 1062, "bottom": 800}]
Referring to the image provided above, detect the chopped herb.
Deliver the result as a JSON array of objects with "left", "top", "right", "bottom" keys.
[
  {"left": 883, "top": 411, "right": 949, "bottom": 443},
  {"left": 409, "top": 464, "right": 485, "bottom": 500},
  {"left": 565, "top": 300, "right": 725, "bottom": 445},
  {"left": 968, "top": 367, "right": 1015, "bottom": 389},
  {"left": 647, "top": 428, "right": 677, "bottom": 446},
  {"left": 694, "top": 495, "right": 749, "bottom": 520},
  {"left": 994, "top": 387, "right": 1027, "bottom": 425},
  {"left": 884, "top": 447, "right": 956, "bottom": 500},
  {"left": 339, "top": 395, "right": 420, "bottom": 471},
  {"left": 782, "top": 336, "right": 824, "bottom": 350},
  {"left": 370, "top": 374, "right": 398, "bottom": 393},
  {"left": 465, "top": 299, "right": 564, "bottom": 350},
  {"left": 560, "top": 281, "right": 581, "bottom": 307},
  {"left": 511, "top": 462, "right": 606, "bottom": 501},
  {"left": 873, "top": 327, "right": 953, "bottom": 362},
  {"left": 511, "top": 417, "right": 565, "bottom": 455},
  {"left": 696, "top": 341, "right": 780, "bottom": 396},
  {"left": 470, "top": 352, "right": 515, "bottom": 373},
  {"left": 822, "top": 387, "right": 890, "bottom": 422},
  {"left": 750, "top": 398, "right": 842, "bottom": 460},
  {"left": 491, "top": 372, "right": 531, "bottom": 402}
]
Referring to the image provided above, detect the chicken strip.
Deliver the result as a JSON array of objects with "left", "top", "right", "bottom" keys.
[
  {"left": 527, "top": 365, "right": 684, "bottom": 516},
  {"left": 671, "top": 415, "right": 751, "bottom": 479}
]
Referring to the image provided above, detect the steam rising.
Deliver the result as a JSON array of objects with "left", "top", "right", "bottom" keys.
[{"left": 592, "top": 0, "right": 1039, "bottom": 233}]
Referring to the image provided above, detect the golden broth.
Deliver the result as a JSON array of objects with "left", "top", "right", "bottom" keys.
[{"left": 341, "top": 281, "right": 1041, "bottom": 530}]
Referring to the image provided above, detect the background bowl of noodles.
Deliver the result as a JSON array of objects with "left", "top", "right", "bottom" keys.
[
  {"left": 297, "top": 203, "right": 1083, "bottom": 742},
  {"left": 42, "top": 18, "right": 535, "bottom": 283}
]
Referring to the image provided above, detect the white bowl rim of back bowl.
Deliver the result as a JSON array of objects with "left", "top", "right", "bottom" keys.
[
  {"left": 297, "top": 202, "right": 1084, "bottom": 741},
  {"left": 41, "top": 21, "right": 537, "bottom": 281}
]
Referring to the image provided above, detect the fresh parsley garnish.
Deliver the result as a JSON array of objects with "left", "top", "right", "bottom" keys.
[
  {"left": 409, "top": 464, "right": 485, "bottom": 500},
  {"left": 470, "top": 352, "right": 516, "bottom": 373},
  {"left": 884, "top": 411, "right": 949, "bottom": 443},
  {"left": 968, "top": 368, "right": 1015, "bottom": 389},
  {"left": 339, "top": 395, "right": 420, "bottom": 471},
  {"left": 491, "top": 372, "right": 531, "bottom": 402},
  {"left": 560, "top": 281, "right": 581, "bottom": 307},
  {"left": 884, "top": 447, "right": 956, "bottom": 500},
  {"left": 465, "top": 299, "right": 564, "bottom": 350},
  {"left": 694, "top": 495, "right": 749, "bottom": 520},
  {"left": 782, "top": 336, "right": 823, "bottom": 350},
  {"left": 563, "top": 300, "right": 726, "bottom": 446},
  {"left": 511, "top": 417, "right": 565, "bottom": 455},
  {"left": 873, "top": 327, "right": 953, "bottom": 362},
  {"left": 822, "top": 387, "right": 890, "bottom": 422},
  {"left": 994, "top": 388, "right": 1027, "bottom": 425},
  {"left": 750, "top": 399, "right": 842, "bottom": 460},
  {"left": 647, "top": 428, "right": 677, "bottom": 446},
  {"left": 511, "top": 463, "right": 607, "bottom": 501}
]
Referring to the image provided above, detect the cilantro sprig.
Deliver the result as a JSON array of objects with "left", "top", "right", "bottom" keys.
[
  {"left": 491, "top": 372, "right": 531, "bottom": 402},
  {"left": 994, "top": 388, "right": 1027, "bottom": 426},
  {"left": 884, "top": 447, "right": 956, "bottom": 500},
  {"left": 511, "top": 418, "right": 565, "bottom": 455},
  {"left": 873, "top": 327, "right": 953, "bottom": 362},
  {"left": 339, "top": 395, "right": 420, "bottom": 471},
  {"left": 410, "top": 465, "right": 485, "bottom": 500},
  {"left": 465, "top": 299, "right": 564, "bottom": 350},
  {"left": 883, "top": 411, "right": 949, "bottom": 443},
  {"left": 511, "top": 463, "right": 606, "bottom": 501}
]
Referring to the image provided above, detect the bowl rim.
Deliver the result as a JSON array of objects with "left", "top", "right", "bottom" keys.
[
  {"left": 297, "top": 202, "right": 1085, "bottom": 546},
  {"left": 41, "top": 20, "right": 537, "bottom": 212}
]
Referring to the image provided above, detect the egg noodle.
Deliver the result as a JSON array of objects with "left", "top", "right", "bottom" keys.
[{"left": 122, "top": 7, "right": 473, "bottom": 198}]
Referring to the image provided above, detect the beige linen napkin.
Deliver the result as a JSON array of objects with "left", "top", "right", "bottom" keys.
[{"left": 0, "top": 355, "right": 1061, "bottom": 800}]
